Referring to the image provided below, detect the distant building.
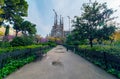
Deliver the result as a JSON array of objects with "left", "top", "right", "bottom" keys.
[
  {"left": 51, "top": 14, "right": 64, "bottom": 38},
  {"left": 50, "top": 11, "right": 70, "bottom": 38}
]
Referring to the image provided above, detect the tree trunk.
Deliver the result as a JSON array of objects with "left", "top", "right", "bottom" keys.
[
  {"left": 3, "top": 26, "right": 10, "bottom": 41},
  {"left": 15, "top": 30, "right": 18, "bottom": 37},
  {"left": 89, "top": 38, "right": 93, "bottom": 48}
]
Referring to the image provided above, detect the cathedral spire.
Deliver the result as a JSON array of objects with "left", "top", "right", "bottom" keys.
[
  {"left": 62, "top": 17, "right": 64, "bottom": 25},
  {"left": 60, "top": 15, "right": 62, "bottom": 25},
  {"left": 53, "top": 9, "right": 58, "bottom": 25}
]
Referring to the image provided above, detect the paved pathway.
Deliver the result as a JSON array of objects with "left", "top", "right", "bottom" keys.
[{"left": 6, "top": 45, "right": 118, "bottom": 79}]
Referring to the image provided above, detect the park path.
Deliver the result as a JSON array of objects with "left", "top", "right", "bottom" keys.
[{"left": 6, "top": 45, "right": 117, "bottom": 79}]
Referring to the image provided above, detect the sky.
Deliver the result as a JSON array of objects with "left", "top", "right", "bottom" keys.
[{"left": 25, "top": 0, "right": 120, "bottom": 37}]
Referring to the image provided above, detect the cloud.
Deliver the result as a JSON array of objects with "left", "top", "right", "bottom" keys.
[
  {"left": 26, "top": 0, "right": 120, "bottom": 37},
  {"left": 51, "top": 0, "right": 88, "bottom": 30},
  {"left": 51, "top": 0, "right": 120, "bottom": 30}
]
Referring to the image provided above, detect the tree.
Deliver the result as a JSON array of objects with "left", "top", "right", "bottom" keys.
[
  {"left": 1, "top": 0, "right": 28, "bottom": 38},
  {"left": 13, "top": 16, "right": 24, "bottom": 36},
  {"left": 0, "top": 0, "right": 4, "bottom": 25},
  {"left": 21, "top": 20, "right": 37, "bottom": 36},
  {"left": 96, "top": 24, "right": 116, "bottom": 44},
  {"left": 4, "top": 25, "right": 9, "bottom": 36},
  {"left": 2, "top": 0, "right": 28, "bottom": 22},
  {"left": 73, "top": 1, "right": 116, "bottom": 47},
  {"left": 27, "top": 23, "right": 36, "bottom": 36}
]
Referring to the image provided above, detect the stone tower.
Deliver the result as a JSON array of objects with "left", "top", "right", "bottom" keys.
[{"left": 51, "top": 10, "right": 64, "bottom": 38}]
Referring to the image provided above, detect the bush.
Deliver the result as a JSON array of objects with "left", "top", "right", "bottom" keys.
[
  {"left": 0, "top": 42, "right": 11, "bottom": 48},
  {"left": 10, "top": 36, "right": 34, "bottom": 47},
  {"left": 41, "top": 41, "right": 57, "bottom": 47},
  {"left": 114, "top": 40, "right": 120, "bottom": 47},
  {"left": 78, "top": 45, "right": 120, "bottom": 55}
]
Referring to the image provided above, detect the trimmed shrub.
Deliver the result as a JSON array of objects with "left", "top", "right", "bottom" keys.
[{"left": 10, "top": 36, "right": 34, "bottom": 47}]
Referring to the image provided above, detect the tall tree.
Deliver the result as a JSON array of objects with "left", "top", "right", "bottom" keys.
[
  {"left": 2, "top": 0, "right": 28, "bottom": 22},
  {"left": 73, "top": 1, "right": 116, "bottom": 47},
  {"left": 1, "top": 0, "right": 28, "bottom": 37}
]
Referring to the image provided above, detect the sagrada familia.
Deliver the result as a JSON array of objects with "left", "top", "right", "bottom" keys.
[{"left": 50, "top": 10, "right": 70, "bottom": 38}]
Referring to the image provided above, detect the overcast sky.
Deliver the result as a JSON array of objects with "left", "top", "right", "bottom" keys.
[{"left": 25, "top": 0, "right": 120, "bottom": 37}]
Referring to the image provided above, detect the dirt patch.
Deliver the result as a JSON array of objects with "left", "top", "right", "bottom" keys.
[{"left": 52, "top": 60, "right": 63, "bottom": 66}]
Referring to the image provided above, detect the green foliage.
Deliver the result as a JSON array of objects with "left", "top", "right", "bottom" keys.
[
  {"left": 13, "top": 17, "right": 24, "bottom": 36},
  {"left": 10, "top": 36, "right": 34, "bottom": 47},
  {"left": 21, "top": 21, "right": 37, "bottom": 36},
  {"left": 0, "top": 0, "right": 30, "bottom": 39},
  {"left": 107, "top": 69, "right": 117, "bottom": 75},
  {"left": 79, "top": 45, "right": 120, "bottom": 55},
  {"left": 1, "top": 0, "right": 28, "bottom": 21},
  {"left": 0, "top": 0, "right": 4, "bottom": 24},
  {"left": 13, "top": 20, "right": 37, "bottom": 36},
  {"left": 0, "top": 43, "right": 54, "bottom": 78},
  {"left": 107, "top": 69, "right": 120, "bottom": 78},
  {"left": 72, "top": 45, "right": 120, "bottom": 78},
  {"left": 41, "top": 41, "right": 57, "bottom": 47},
  {"left": 65, "top": 34, "right": 88, "bottom": 46},
  {"left": 71, "top": 1, "right": 116, "bottom": 47},
  {"left": 0, "top": 44, "right": 51, "bottom": 54},
  {"left": 0, "top": 55, "right": 36, "bottom": 78},
  {"left": 113, "top": 40, "right": 120, "bottom": 47},
  {"left": 46, "top": 41, "right": 57, "bottom": 47},
  {"left": 0, "top": 41, "right": 11, "bottom": 48},
  {"left": 0, "top": 0, "right": 4, "bottom": 5}
]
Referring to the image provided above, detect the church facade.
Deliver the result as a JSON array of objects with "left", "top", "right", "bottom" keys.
[
  {"left": 50, "top": 10, "right": 70, "bottom": 38},
  {"left": 51, "top": 14, "right": 64, "bottom": 38}
]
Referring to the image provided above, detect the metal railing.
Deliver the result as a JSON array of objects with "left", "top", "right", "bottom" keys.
[
  {"left": 64, "top": 45, "right": 120, "bottom": 71},
  {"left": 0, "top": 46, "right": 51, "bottom": 69}
]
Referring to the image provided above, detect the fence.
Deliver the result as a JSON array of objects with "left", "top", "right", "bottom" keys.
[
  {"left": 64, "top": 45, "right": 120, "bottom": 71},
  {"left": 0, "top": 46, "right": 51, "bottom": 69}
]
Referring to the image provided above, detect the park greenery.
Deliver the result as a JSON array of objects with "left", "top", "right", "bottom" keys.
[
  {"left": 0, "top": 0, "right": 36, "bottom": 41},
  {"left": 0, "top": 0, "right": 120, "bottom": 79},
  {"left": 65, "top": 1, "right": 120, "bottom": 78},
  {"left": 0, "top": 41, "right": 57, "bottom": 79},
  {"left": 0, "top": 0, "right": 57, "bottom": 79},
  {"left": 66, "top": 1, "right": 116, "bottom": 47}
]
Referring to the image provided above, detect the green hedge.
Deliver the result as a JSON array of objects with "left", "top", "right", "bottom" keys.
[
  {"left": 0, "top": 43, "right": 56, "bottom": 79},
  {"left": 0, "top": 45, "right": 44, "bottom": 54},
  {"left": 10, "top": 37, "right": 34, "bottom": 47},
  {"left": 79, "top": 45, "right": 120, "bottom": 56}
]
